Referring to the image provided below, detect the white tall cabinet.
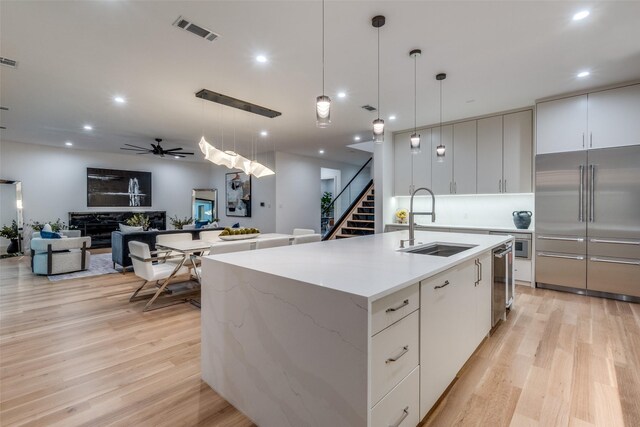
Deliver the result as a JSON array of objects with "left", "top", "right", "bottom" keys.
[
  {"left": 431, "top": 125, "right": 453, "bottom": 195},
  {"left": 394, "top": 130, "right": 432, "bottom": 196},
  {"left": 476, "top": 116, "right": 503, "bottom": 193},
  {"left": 536, "top": 83, "right": 640, "bottom": 154},
  {"left": 452, "top": 121, "right": 477, "bottom": 194}
]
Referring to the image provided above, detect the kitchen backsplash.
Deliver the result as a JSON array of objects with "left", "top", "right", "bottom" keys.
[{"left": 392, "top": 193, "right": 534, "bottom": 229}]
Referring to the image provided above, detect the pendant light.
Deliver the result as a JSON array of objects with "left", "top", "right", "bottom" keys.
[
  {"left": 316, "top": 0, "right": 331, "bottom": 127},
  {"left": 409, "top": 49, "right": 421, "bottom": 154},
  {"left": 436, "top": 73, "right": 447, "bottom": 162},
  {"left": 372, "top": 15, "right": 385, "bottom": 143}
]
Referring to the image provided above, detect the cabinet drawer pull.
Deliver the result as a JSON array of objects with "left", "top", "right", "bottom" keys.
[
  {"left": 590, "top": 257, "right": 640, "bottom": 266},
  {"left": 386, "top": 345, "right": 409, "bottom": 363},
  {"left": 434, "top": 280, "right": 450, "bottom": 289},
  {"left": 389, "top": 406, "right": 409, "bottom": 427},
  {"left": 537, "top": 235, "right": 584, "bottom": 242},
  {"left": 385, "top": 299, "right": 409, "bottom": 313},
  {"left": 538, "top": 252, "right": 584, "bottom": 261},
  {"left": 590, "top": 238, "right": 640, "bottom": 246}
]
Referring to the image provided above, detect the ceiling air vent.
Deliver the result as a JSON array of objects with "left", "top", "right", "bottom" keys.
[
  {"left": 361, "top": 105, "right": 377, "bottom": 112},
  {"left": 172, "top": 16, "right": 219, "bottom": 42},
  {"left": 0, "top": 57, "right": 18, "bottom": 68}
]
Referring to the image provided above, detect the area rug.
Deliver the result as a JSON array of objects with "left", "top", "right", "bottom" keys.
[{"left": 48, "top": 252, "right": 118, "bottom": 282}]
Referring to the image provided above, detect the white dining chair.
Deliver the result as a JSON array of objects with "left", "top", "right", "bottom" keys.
[
  {"left": 292, "top": 228, "right": 315, "bottom": 236},
  {"left": 293, "top": 234, "right": 322, "bottom": 245},
  {"left": 156, "top": 232, "right": 192, "bottom": 245},
  {"left": 128, "top": 241, "right": 190, "bottom": 311},
  {"left": 199, "top": 230, "right": 223, "bottom": 241},
  {"left": 255, "top": 237, "right": 291, "bottom": 250}
]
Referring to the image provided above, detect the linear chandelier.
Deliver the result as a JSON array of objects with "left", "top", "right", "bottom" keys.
[{"left": 199, "top": 137, "right": 275, "bottom": 178}]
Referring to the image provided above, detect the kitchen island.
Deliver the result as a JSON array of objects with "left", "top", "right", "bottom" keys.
[{"left": 201, "top": 230, "right": 512, "bottom": 427}]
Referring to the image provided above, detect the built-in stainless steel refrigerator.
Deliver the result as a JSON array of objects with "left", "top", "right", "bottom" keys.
[{"left": 535, "top": 145, "right": 640, "bottom": 301}]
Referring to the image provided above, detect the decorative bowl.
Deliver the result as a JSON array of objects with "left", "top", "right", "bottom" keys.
[{"left": 219, "top": 233, "right": 260, "bottom": 241}]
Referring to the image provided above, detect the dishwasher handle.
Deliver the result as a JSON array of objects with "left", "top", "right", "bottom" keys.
[{"left": 494, "top": 245, "right": 513, "bottom": 258}]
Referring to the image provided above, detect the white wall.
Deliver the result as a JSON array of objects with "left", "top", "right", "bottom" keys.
[
  {"left": 0, "top": 140, "right": 215, "bottom": 229},
  {"left": 391, "top": 193, "right": 534, "bottom": 229},
  {"left": 373, "top": 130, "right": 394, "bottom": 233},
  {"left": 274, "top": 152, "right": 370, "bottom": 234}
]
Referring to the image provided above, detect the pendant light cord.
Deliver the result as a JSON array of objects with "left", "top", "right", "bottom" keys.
[
  {"left": 439, "top": 79, "right": 443, "bottom": 132},
  {"left": 414, "top": 55, "right": 417, "bottom": 132},
  {"left": 377, "top": 26, "right": 380, "bottom": 120},
  {"left": 322, "top": 0, "right": 325, "bottom": 96}
]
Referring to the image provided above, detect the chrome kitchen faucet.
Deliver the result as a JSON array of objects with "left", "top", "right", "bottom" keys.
[{"left": 400, "top": 187, "right": 436, "bottom": 248}]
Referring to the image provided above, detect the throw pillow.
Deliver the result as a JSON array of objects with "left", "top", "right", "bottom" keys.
[
  {"left": 40, "top": 231, "right": 61, "bottom": 239},
  {"left": 43, "top": 223, "right": 53, "bottom": 232},
  {"left": 232, "top": 223, "right": 240, "bottom": 228},
  {"left": 195, "top": 221, "right": 209, "bottom": 229},
  {"left": 119, "top": 223, "right": 143, "bottom": 233}
]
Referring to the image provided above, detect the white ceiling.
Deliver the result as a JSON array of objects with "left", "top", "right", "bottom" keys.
[{"left": 1, "top": 1, "right": 640, "bottom": 165}]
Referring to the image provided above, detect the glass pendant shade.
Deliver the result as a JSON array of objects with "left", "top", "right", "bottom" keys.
[
  {"left": 373, "top": 118, "right": 385, "bottom": 143},
  {"left": 436, "top": 143, "right": 446, "bottom": 163},
  {"left": 199, "top": 137, "right": 274, "bottom": 177},
  {"left": 410, "top": 133, "right": 421, "bottom": 154},
  {"left": 316, "top": 95, "right": 331, "bottom": 127}
]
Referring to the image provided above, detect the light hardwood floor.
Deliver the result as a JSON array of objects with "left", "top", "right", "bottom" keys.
[{"left": 1, "top": 255, "right": 639, "bottom": 426}]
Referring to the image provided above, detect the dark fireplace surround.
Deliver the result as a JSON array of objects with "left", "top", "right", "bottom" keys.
[{"left": 69, "top": 211, "right": 166, "bottom": 248}]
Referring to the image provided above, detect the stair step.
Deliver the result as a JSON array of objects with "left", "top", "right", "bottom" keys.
[
  {"left": 358, "top": 208, "right": 374, "bottom": 214},
  {"left": 362, "top": 201, "right": 374, "bottom": 207},
  {"left": 367, "top": 195, "right": 375, "bottom": 201},
  {"left": 342, "top": 226, "right": 374, "bottom": 231},
  {"left": 353, "top": 214, "right": 374, "bottom": 221},
  {"left": 346, "top": 222, "right": 374, "bottom": 229}
]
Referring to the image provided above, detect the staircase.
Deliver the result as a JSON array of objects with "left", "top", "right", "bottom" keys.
[{"left": 326, "top": 185, "right": 375, "bottom": 240}]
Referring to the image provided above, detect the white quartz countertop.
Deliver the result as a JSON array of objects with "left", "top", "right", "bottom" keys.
[
  {"left": 203, "top": 231, "right": 513, "bottom": 301},
  {"left": 386, "top": 222, "right": 534, "bottom": 234}
]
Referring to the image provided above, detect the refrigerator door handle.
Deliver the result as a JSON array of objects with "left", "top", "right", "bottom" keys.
[
  {"left": 579, "top": 165, "right": 584, "bottom": 222},
  {"left": 590, "top": 238, "right": 640, "bottom": 246},
  {"left": 590, "top": 257, "right": 640, "bottom": 266},
  {"left": 537, "top": 235, "right": 585, "bottom": 242},
  {"left": 589, "top": 164, "right": 596, "bottom": 223},
  {"left": 538, "top": 252, "right": 585, "bottom": 261}
]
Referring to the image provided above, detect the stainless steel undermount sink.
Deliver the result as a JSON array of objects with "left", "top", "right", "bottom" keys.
[{"left": 401, "top": 242, "right": 477, "bottom": 257}]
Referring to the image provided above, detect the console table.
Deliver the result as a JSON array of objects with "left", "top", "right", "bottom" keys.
[{"left": 69, "top": 211, "right": 166, "bottom": 248}]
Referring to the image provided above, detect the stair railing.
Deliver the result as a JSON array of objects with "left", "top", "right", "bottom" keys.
[{"left": 321, "top": 157, "right": 372, "bottom": 236}]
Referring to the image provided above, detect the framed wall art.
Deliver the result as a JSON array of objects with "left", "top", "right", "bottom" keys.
[
  {"left": 87, "top": 168, "right": 152, "bottom": 207},
  {"left": 225, "top": 172, "right": 251, "bottom": 217}
]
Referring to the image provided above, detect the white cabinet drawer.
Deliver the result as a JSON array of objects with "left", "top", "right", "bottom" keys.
[
  {"left": 371, "top": 283, "right": 419, "bottom": 336},
  {"left": 371, "top": 310, "right": 419, "bottom": 406},
  {"left": 371, "top": 365, "right": 420, "bottom": 427},
  {"left": 514, "top": 258, "right": 532, "bottom": 282}
]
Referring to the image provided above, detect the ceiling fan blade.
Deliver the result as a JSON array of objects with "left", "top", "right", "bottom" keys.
[
  {"left": 179, "top": 152, "right": 195, "bottom": 155},
  {"left": 124, "top": 143, "right": 150, "bottom": 150},
  {"left": 121, "top": 147, "right": 151, "bottom": 152},
  {"left": 136, "top": 152, "right": 151, "bottom": 155},
  {"left": 164, "top": 147, "right": 184, "bottom": 152}
]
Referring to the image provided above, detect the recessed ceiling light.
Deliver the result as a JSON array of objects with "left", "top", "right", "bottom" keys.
[
  {"left": 260, "top": 130, "right": 268, "bottom": 137},
  {"left": 113, "top": 95, "right": 126, "bottom": 104},
  {"left": 83, "top": 124, "right": 93, "bottom": 131},
  {"left": 388, "top": 115, "right": 396, "bottom": 120},
  {"left": 174, "top": 156, "right": 181, "bottom": 159},
  {"left": 65, "top": 141, "right": 73, "bottom": 146},
  {"left": 354, "top": 136, "right": 361, "bottom": 141},
  {"left": 573, "top": 10, "right": 590, "bottom": 21},
  {"left": 318, "top": 149, "right": 325, "bottom": 154},
  {"left": 337, "top": 91, "right": 346, "bottom": 98},
  {"left": 577, "top": 71, "right": 590, "bottom": 78},
  {"left": 256, "top": 55, "right": 267, "bottom": 63}
]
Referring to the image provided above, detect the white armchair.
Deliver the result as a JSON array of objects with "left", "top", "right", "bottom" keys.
[
  {"left": 292, "top": 228, "right": 315, "bottom": 236},
  {"left": 31, "top": 235, "right": 91, "bottom": 275},
  {"left": 293, "top": 234, "right": 322, "bottom": 244}
]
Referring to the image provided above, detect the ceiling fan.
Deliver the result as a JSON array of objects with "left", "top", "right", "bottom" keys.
[{"left": 120, "top": 138, "right": 194, "bottom": 158}]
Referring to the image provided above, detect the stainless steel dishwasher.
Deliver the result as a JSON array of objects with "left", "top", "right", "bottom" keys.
[{"left": 492, "top": 243, "right": 514, "bottom": 327}]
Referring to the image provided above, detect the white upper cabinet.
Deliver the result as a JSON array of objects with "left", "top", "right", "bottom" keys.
[
  {"left": 431, "top": 125, "right": 453, "bottom": 195},
  {"left": 476, "top": 116, "right": 503, "bottom": 194},
  {"left": 393, "top": 131, "right": 413, "bottom": 196},
  {"left": 503, "top": 110, "right": 532, "bottom": 193},
  {"left": 588, "top": 84, "right": 640, "bottom": 149},
  {"left": 412, "top": 128, "right": 432, "bottom": 192},
  {"left": 536, "top": 95, "right": 588, "bottom": 154},
  {"left": 453, "top": 121, "right": 477, "bottom": 194}
]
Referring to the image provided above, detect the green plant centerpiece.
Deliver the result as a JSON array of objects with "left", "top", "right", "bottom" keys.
[
  {"left": 169, "top": 215, "right": 193, "bottom": 230},
  {"left": 29, "top": 218, "right": 68, "bottom": 232},
  {"left": 219, "top": 227, "right": 260, "bottom": 237},
  {"left": 321, "top": 191, "right": 333, "bottom": 216},
  {"left": 126, "top": 213, "right": 151, "bottom": 231}
]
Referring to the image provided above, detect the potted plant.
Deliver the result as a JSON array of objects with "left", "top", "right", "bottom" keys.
[
  {"left": 29, "top": 218, "right": 68, "bottom": 232},
  {"left": 126, "top": 213, "right": 151, "bottom": 231},
  {"left": 321, "top": 191, "right": 333, "bottom": 217},
  {"left": 1, "top": 220, "right": 20, "bottom": 254},
  {"left": 169, "top": 215, "right": 193, "bottom": 230}
]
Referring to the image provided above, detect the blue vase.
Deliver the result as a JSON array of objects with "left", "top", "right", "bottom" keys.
[{"left": 512, "top": 211, "right": 532, "bottom": 229}]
